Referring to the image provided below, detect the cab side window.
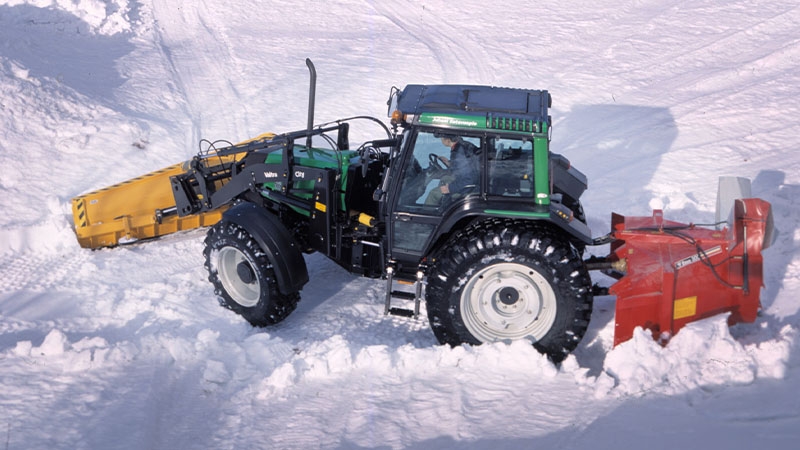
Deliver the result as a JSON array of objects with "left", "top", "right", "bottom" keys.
[{"left": 488, "top": 138, "right": 534, "bottom": 197}]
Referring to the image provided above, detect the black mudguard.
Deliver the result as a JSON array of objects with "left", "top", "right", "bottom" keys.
[{"left": 222, "top": 203, "right": 309, "bottom": 295}]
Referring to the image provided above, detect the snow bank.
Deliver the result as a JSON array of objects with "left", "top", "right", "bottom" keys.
[
  {"left": 4, "top": 0, "right": 133, "bottom": 35},
  {"left": 604, "top": 316, "right": 795, "bottom": 397},
  {"left": 10, "top": 328, "right": 119, "bottom": 372},
  {"left": 256, "top": 338, "right": 559, "bottom": 400}
]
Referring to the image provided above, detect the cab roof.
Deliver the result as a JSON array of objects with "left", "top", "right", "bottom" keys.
[{"left": 396, "top": 84, "right": 551, "bottom": 126}]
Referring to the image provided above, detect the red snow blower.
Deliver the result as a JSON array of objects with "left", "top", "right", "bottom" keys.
[{"left": 595, "top": 178, "right": 774, "bottom": 346}]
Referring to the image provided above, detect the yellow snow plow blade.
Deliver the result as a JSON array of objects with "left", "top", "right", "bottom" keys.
[{"left": 71, "top": 133, "right": 275, "bottom": 249}]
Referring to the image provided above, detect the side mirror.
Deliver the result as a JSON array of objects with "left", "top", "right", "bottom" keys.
[{"left": 386, "top": 86, "right": 400, "bottom": 117}]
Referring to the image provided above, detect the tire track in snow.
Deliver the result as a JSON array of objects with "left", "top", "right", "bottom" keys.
[
  {"left": 370, "top": 1, "right": 496, "bottom": 83},
  {"left": 0, "top": 252, "right": 90, "bottom": 294},
  {"left": 150, "top": 0, "right": 251, "bottom": 145},
  {"left": 151, "top": 14, "right": 197, "bottom": 144},
  {"left": 680, "top": 6, "right": 800, "bottom": 85},
  {"left": 615, "top": 3, "right": 800, "bottom": 104}
]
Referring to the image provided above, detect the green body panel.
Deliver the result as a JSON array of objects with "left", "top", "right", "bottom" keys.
[
  {"left": 532, "top": 128, "right": 550, "bottom": 206},
  {"left": 262, "top": 146, "right": 360, "bottom": 215},
  {"left": 483, "top": 209, "right": 550, "bottom": 219}
]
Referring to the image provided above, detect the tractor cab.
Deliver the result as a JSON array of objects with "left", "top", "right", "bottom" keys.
[{"left": 381, "top": 85, "right": 592, "bottom": 275}]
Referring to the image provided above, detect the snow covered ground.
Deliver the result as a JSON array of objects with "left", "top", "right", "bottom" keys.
[{"left": 1, "top": 0, "right": 799, "bottom": 448}]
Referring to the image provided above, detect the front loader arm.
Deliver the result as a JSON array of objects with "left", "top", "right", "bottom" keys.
[
  {"left": 71, "top": 123, "right": 351, "bottom": 249},
  {"left": 170, "top": 136, "right": 294, "bottom": 217},
  {"left": 169, "top": 125, "right": 345, "bottom": 218}
]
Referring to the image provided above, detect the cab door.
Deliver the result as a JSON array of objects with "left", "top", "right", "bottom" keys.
[{"left": 387, "top": 129, "right": 482, "bottom": 263}]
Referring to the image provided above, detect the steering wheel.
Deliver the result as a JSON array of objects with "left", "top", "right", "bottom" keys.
[{"left": 428, "top": 153, "right": 447, "bottom": 171}]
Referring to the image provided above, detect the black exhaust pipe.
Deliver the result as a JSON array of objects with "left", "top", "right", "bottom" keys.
[{"left": 305, "top": 58, "right": 316, "bottom": 148}]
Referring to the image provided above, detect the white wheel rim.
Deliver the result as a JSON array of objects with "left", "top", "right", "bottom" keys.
[
  {"left": 217, "top": 247, "right": 261, "bottom": 307},
  {"left": 461, "top": 262, "right": 557, "bottom": 343}
]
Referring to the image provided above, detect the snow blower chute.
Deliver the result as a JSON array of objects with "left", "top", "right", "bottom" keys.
[{"left": 592, "top": 177, "right": 774, "bottom": 346}]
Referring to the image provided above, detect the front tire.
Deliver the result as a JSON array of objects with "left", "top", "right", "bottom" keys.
[
  {"left": 204, "top": 220, "right": 299, "bottom": 326},
  {"left": 426, "top": 220, "right": 593, "bottom": 363}
]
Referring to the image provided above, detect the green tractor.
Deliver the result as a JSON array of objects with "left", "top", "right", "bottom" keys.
[
  {"left": 166, "top": 63, "right": 593, "bottom": 362},
  {"left": 73, "top": 62, "right": 773, "bottom": 362}
]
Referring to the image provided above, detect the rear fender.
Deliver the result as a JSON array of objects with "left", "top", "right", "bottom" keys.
[
  {"left": 222, "top": 203, "right": 309, "bottom": 295},
  {"left": 429, "top": 198, "right": 592, "bottom": 255}
]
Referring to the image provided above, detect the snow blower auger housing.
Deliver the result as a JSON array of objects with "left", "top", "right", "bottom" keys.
[
  {"left": 71, "top": 60, "right": 773, "bottom": 363},
  {"left": 598, "top": 190, "right": 773, "bottom": 346}
]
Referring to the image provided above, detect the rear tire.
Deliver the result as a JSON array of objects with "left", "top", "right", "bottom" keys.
[
  {"left": 204, "top": 220, "right": 299, "bottom": 326},
  {"left": 426, "top": 220, "right": 593, "bottom": 363}
]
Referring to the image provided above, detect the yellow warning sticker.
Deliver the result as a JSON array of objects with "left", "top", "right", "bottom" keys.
[
  {"left": 315, "top": 201, "right": 327, "bottom": 213},
  {"left": 673, "top": 296, "right": 697, "bottom": 320}
]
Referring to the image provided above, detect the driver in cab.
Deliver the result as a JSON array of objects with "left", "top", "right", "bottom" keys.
[{"left": 425, "top": 133, "right": 480, "bottom": 205}]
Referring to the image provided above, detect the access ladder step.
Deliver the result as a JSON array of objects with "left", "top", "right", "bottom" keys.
[
  {"left": 384, "top": 267, "right": 423, "bottom": 319},
  {"left": 390, "top": 290, "right": 416, "bottom": 300},
  {"left": 387, "top": 307, "right": 416, "bottom": 318}
]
